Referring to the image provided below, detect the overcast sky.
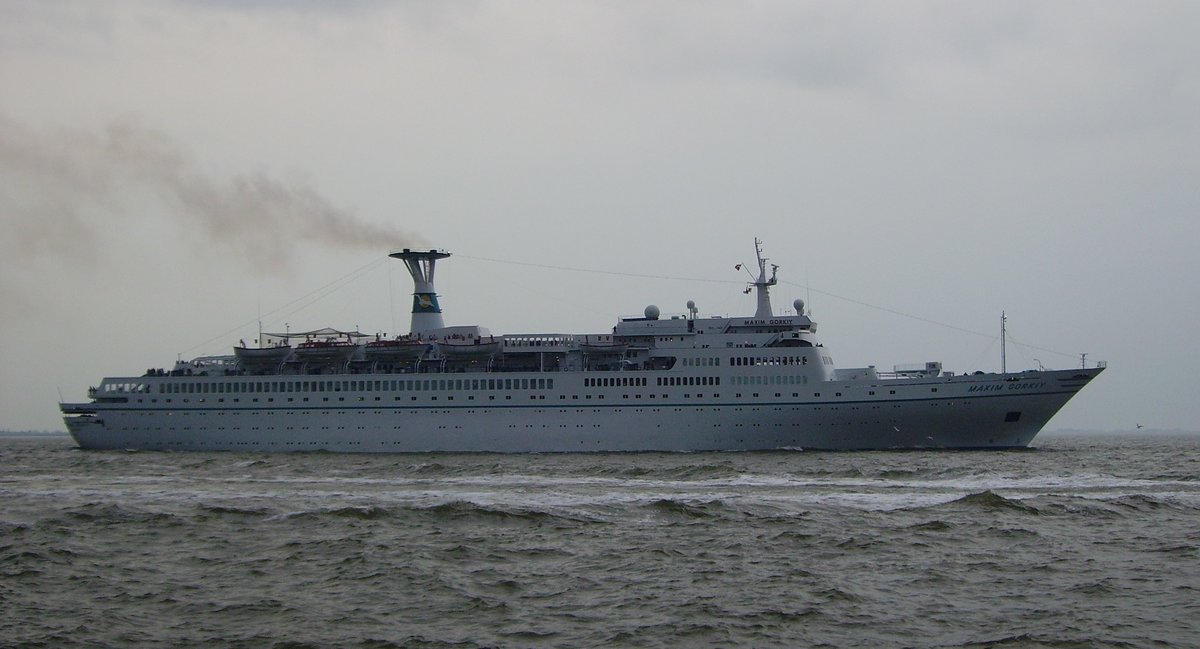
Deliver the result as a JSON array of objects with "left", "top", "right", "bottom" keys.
[{"left": 2, "top": 1, "right": 1197, "bottom": 432}]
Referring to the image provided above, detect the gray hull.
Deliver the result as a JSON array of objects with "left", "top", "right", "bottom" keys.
[{"left": 63, "top": 368, "right": 1100, "bottom": 452}]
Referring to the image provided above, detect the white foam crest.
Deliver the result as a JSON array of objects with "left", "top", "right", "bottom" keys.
[{"left": 12, "top": 464, "right": 1199, "bottom": 517}]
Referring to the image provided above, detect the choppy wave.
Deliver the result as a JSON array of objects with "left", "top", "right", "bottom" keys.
[
  {"left": 942, "top": 489, "right": 1043, "bottom": 513},
  {"left": 420, "top": 499, "right": 599, "bottom": 525},
  {"left": 3, "top": 434, "right": 1199, "bottom": 648}
]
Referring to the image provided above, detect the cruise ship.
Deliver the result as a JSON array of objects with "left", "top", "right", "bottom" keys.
[{"left": 60, "top": 242, "right": 1104, "bottom": 452}]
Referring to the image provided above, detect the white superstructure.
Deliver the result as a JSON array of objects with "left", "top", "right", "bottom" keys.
[{"left": 61, "top": 242, "right": 1104, "bottom": 452}]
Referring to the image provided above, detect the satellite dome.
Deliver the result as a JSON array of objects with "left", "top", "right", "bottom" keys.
[
  {"left": 686, "top": 300, "right": 696, "bottom": 310},
  {"left": 644, "top": 305, "right": 661, "bottom": 320},
  {"left": 794, "top": 299, "right": 805, "bottom": 315}
]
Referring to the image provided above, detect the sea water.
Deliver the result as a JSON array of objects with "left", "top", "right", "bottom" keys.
[{"left": 2, "top": 434, "right": 1198, "bottom": 648}]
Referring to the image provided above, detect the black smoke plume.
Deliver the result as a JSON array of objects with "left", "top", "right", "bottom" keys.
[{"left": 0, "top": 114, "right": 425, "bottom": 272}]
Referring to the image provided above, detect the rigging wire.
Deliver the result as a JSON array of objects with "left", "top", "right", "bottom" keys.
[
  {"left": 778, "top": 280, "right": 995, "bottom": 340},
  {"left": 460, "top": 253, "right": 1079, "bottom": 361},
  {"left": 179, "top": 257, "right": 387, "bottom": 357},
  {"left": 1005, "top": 333, "right": 1074, "bottom": 363},
  {"left": 456, "top": 254, "right": 743, "bottom": 284},
  {"left": 966, "top": 336, "right": 1000, "bottom": 370},
  {"left": 258, "top": 257, "right": 386, "bottom": 329},
  {"left": 179, "top": 252, "right": 1079, "bottom": 363}
]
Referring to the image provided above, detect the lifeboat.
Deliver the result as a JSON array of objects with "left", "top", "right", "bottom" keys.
[
  {"left": 288, "top": 328, "right": 367, "bottom": 366},
  {"left": 364, "top": 337, "right": 428, "bottom": 361},
  {"left": 295, "top": 339, "right": 357, "bottom": 364},
  {"left": 437, "top": 335, "right": 502, "bottom": 357},
  {"left": 578, "top": 335, "right": 627, "bottom": 355},
  {"left": 233, "top": 343, "right": 293, "bottom": 370}
]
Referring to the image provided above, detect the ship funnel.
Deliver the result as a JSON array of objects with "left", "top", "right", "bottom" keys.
[{"left": 389, "top": 249, "right": 451, "bottom": 335}]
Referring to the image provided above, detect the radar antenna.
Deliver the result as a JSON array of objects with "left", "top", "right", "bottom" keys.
[{"left": 750, "top": 238, "right": 777, "bottom": 318}]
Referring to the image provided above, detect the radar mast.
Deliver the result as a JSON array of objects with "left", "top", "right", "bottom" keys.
[{"left": 752, "top": 238, "right": 778, "bottom": 318}]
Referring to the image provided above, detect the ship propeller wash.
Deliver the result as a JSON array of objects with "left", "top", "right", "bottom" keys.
[{"left": 61, "top": 242, "right": 1104, "bottom": 452}]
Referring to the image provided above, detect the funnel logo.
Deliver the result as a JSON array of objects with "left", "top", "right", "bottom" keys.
[{"left": 412, "top": 293, "right": 441, "bottom": 313}]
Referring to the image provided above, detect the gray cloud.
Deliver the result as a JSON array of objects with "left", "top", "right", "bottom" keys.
[{"left": 0, "top": 114, "right": 425, "bottom": 272}]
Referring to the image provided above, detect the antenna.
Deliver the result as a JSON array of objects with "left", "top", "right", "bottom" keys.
[
  {"left": 1001, "top": 311, "right": 1007, "bottom": 374},
  {"left": 750, "top": 238, "right": 777, "bottom": 318},
  {"left": 806, "top": 266, "right": 812, "bottom": 317}
]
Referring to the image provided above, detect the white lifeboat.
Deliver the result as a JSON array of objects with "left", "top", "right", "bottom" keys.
[
  {"left": 234, "top": 340, "right": 293, "bottom": 370},
  {"left": 437, "top": 335, "right": 502, "bottom": 357},
  {"left": 579, "top": 335, "right": 627, "bottom": 355}
]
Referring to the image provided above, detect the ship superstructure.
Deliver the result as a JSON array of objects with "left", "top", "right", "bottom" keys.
[{"left": 61, "top": 242, "right": 1104, "bottom": 452}]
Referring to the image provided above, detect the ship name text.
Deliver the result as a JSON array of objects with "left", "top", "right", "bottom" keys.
[
  {"left": 741, "top": 319, "right": 795, "bottom": 326},
  {"left": 968, "top": 381, "right": 1047, "bottom": 393}
]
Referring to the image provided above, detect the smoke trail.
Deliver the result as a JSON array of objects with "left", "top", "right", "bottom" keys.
[{"left": 0, "top": 114, "right": 426, "bottom": 272}]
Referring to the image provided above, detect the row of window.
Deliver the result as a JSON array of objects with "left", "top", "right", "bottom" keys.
[
  {"left": 129, "top": 385, "right": 946, "bottom": 410},
  {"left": 101, "top": 382, "right": 150, "bottom": 393},
  {"left": 731, "top": 375, "right": 809, "bottom": 385},
  {"left": 582, "top": 377, "right": 649, "bottom": 388},
  {"left": 731, "top": 355, "right": 808, "bottom": 367},
  {"left": 139, "top": 391, "right": 721, "bottom": 407},
  {"left": 151, "top": 377, "right": 557, "bottom": 395},
  {"left": 656, "top": 376, "right": 720, "bottom": 387},
  {"left": 108, "top": 377, "right": 948, "bottom": 401}
]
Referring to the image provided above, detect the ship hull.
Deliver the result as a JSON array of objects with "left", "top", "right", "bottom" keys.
[{"left": 62, "top": 368, "right": 1100, "bottom": 452}]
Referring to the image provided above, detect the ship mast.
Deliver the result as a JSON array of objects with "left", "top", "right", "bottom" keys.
[
  {"left": 1001, "top": 311, "right": 1007, "bottom": 374},
  {"left": 752, "top": 238, "right": 778, "bottom": 318},
  {"left": 389, "top": 248, "right": 451, "bottom": 336}
]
